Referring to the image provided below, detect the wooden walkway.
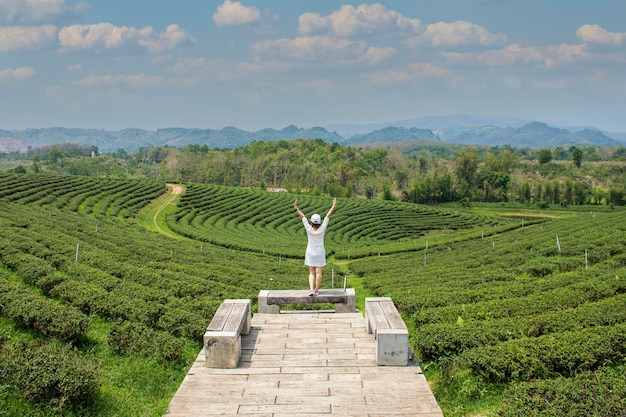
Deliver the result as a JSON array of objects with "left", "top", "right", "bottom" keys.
[{"left": 165, "top": 311, "right": 444, "bottom": 416}]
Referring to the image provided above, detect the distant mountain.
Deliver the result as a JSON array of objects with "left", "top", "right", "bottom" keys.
[
  {"left": 343, "top": 126, "right": 440, "bottom": 145},
  {"left": 2, "top": 125, "right": 344, "bottom": 153},
  {"left": 326, "top": 114, "right": 530, "bottom": 138},
  {"left": 0, "top": 136, "right": 29, "bottom": 153},
  {"left": 440, "top": 122, "right": 621, "bottom": 148},
  {"left": 2, "top": 118, "right": 624, "bottom": 154}
]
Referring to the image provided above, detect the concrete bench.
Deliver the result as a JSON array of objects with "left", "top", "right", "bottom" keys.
[
  {"left": 365, "top": 297, "right": 409, "bottom": 366},
  {"left": 258, "top": 288, "right": 356, "bottom": 314},
  {"left": 203, "top": 299, "right": 251, "bottom": 368}
]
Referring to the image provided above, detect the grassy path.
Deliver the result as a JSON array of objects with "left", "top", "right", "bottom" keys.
[{"left": 137, "top": 183, "right": 185, "bottom": 239}]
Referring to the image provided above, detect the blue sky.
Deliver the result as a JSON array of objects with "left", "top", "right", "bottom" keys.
[{"left": 1, "top": 0, "right": 625, "bottom": 132}]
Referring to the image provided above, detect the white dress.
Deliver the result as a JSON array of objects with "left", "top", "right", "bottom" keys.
[{"left": 302, "top": 216, "right": 330, "bottom": 266}]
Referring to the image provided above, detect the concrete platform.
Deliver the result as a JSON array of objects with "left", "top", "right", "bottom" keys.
[{"left": 165, "top": 312, "right": 444, "bottom": 416}]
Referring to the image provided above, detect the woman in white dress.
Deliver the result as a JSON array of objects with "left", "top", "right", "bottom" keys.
[{"left": 294, "top": 198, "right": 337, "bottom": 296}]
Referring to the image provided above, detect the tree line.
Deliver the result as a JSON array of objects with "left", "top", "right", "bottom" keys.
[{"left": 2, "top": 139, "right": 625, "bottom": 206}]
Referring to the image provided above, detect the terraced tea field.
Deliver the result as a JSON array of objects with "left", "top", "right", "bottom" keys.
[
  {"left": 0, "top": 172, "right": 166, "bottom": 218},
  {"left": 0, "top": 172, "right": 624, "bottom": 417},
  {"left": 349, "top": 205, "right": 626, "bottom": 416},
  {"left": 166, "top": 182, "right": 523, "bottom": 258}
]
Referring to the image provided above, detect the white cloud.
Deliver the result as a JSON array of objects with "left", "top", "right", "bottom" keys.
[
  {"left": 213, "top": 0, "right": 260, "bottom": 27},
  {"left": 406, "top": 20, "right": 506, "bottom": 48},
  {"left": 362, "top": 46, "right": 396, "bottom": 64},
  {"left": 58, "top": 23, "right": 153, "bottom": 51},
  {"left": 0, "top": 66, "right": 36, "bottom": 81},
  {"left": 138, "top": 24, "right": 195, "bottom": 54},
  {"left": 73, "top": 73, "right": 165, "bottom": 88},
  {"left": 252, "top": 35, "right": 367, "bottom": 61},
  {"left": 58, "top": 23, "right": 193, "bottom": 54},
  {"left": 298, "top": 12, "right": 328, "bottom": 35},
  {"left": 0, "top": 25, "right": 57, "bottom": 52},
  {"left": 299, "top": 3, "right": 421, "bottom": 36},
  {"left": 577, "top": 24, "right": 625, "bottom": 46},
  {"left": 442, "top": 43, "right": 587, "bottom": 68},
  {"left": 0, "top": 0, "right": 88, "bottom": 24}
]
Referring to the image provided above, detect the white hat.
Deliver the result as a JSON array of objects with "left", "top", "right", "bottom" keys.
[{"left": 311, "top": 214, "right": 321, "bottom": 225}]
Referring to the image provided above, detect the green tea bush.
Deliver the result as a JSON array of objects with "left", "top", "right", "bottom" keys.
[
  {"left": 0, "top": 340, "right": 100, "bottom": 409},
  {"left": 109, "top": 320, "right": 186, "bottom": 364},
  {"left": 498, "top": 365, "right": 626, "bottom": 417},
  {"left": 0, "top": 275, "right": 90, "bottom": 343},
  {"left": 459, "top": 323, "right": 626, "bottom": 382},
  {"left": 416, "top": 293, "right": 626, "bottom": 361},
  {"left": 1, "top": 253, "right": 56, "bottom": 285}
]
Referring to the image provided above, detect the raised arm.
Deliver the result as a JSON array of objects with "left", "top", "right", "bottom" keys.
[
  {"left": 326, "top": 198, "right": 337, "bottom": 218},
  {"left": 294, "top": 199, "right": 305, "bottom": 218}
]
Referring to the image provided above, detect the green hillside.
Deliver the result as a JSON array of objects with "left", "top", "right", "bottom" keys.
[
  {"left": 0, "top": 173, "right": 625, "bottom": 417},
  {"left": 165, "top": 182, "right": 522, "bottom": 259}
]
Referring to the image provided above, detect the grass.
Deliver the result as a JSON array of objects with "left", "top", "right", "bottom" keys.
[
  {"left": 136, "top": 184, "right": 184, "bottom": 239},
  {"left": 0, "top": 316, "right": 197, "bottom": 417},
  {"left": 426, "top": 365, "right": 506, "bottom": 417}
]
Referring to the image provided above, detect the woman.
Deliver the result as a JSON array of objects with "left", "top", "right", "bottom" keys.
[{"left": 294, "top": 198, "right": 336, "bottom": 296}]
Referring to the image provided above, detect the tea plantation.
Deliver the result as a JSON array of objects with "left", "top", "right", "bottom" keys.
[{"left": 0, "top": 172, "right": 624, "bottom": 417}]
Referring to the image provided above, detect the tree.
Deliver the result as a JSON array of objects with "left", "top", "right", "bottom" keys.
[
  {"left": 114, "top": 148, "right": 129, "bottom": 159},
  {"left": 454, "top": 147, "right": 478, "bottom": 198},
  {"left": 537, "top": 149, "right": 553, "bottom": 164},
  {"left": 9, "top": 165, "right": 27, "bottom": 174},
  {"left": 499, "top": 150, "right": 519, "bottom": 173},
  {"left": 47, "top": 149, "right": 63, "bottom": 164},
  {"left": 608, "top": 187, "right": 625, "bottom": 206},
  {"left": 612, "top": 146, "right": 626, "bottom": 160},
  {"left": 572, "top": 147, "right": 583, "bottom": 168}
]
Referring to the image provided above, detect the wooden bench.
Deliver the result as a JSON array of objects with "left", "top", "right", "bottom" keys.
[
  {"left": 203, "top": 299, "right": 251, "bottom": 368},
  {"left": 258, "top": 288, "right": 356, "bottom": 314},
  {"left": 365, "top": 297, "right": 409, "bottom": 366}
]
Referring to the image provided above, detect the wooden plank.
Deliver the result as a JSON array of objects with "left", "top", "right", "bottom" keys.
[
  {"left": 223, "top": 302, "right": 248, "bottom": 332},
  {"left": 167, "top": 311, "right": 444, "bottom": 416},
  {"left": 206, "top": 302, "right": 234, "bottom": 331},
  {"left": 366, "top": 301, "right": 390, "bottom": 333},
  {"left": 379, "top": 300, "right": 407, "bottom": 330}
]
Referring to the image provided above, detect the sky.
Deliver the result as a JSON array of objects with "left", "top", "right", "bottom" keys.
[{"left": 1, "top": 0, "right": 626, "bottom": 132}]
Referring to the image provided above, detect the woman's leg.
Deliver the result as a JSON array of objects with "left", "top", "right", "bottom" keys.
[
  {"left": 314, "top": 266, "right": 323, "bottom": 291},
  {"left": 308, "top": 266, "right": 316, "bottom": 291}
]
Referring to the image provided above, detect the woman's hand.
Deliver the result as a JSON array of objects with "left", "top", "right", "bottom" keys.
[
  {"left": 294, "top": 199, "right": 298, "bottom": 209},
  {"left": 332, "top": 198, "right": 337, "bottom": 208}
]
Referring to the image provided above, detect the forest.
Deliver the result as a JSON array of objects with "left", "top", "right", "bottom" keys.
[{"left": 2, "top": 139, "right": 626, "bottom": 207}]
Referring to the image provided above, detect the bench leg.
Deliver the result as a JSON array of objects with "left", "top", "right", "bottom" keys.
[
  {"left": 258, "top": 290, "right": 280, "bottom": 314},
  {"left": 365, "top": 313, "right": 373, "bottom": 334},
  {"left": 335, "top": 288, "right": 356, "bottom": 313},
  {"left": 204, "top": 331, "right": 240, "bottom": 368},
  {"left": 376, "top": 329, "right": 409, "bottom": 366}
]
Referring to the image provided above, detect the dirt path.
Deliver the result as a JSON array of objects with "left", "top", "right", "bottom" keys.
[{"left": 151, "top": 183, "right": 184, "bottom": 239}]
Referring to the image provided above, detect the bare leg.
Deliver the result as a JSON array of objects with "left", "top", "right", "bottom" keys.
[
  {"left": 308, "top": 266, "right": 316, "bottom": 290},
  {"left": 315, "top": 266, "right": 323, "bottom": 291}
]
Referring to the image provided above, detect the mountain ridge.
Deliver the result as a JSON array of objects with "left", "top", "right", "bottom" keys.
[{"left": 1, "top": 116, "right": 624, "bottom": 153}]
